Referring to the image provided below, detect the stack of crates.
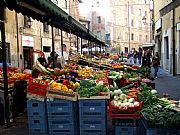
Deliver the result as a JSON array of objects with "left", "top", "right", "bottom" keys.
[
  {"left": 27, "top": 100, "right": 48, "bottom": 135},
  {"left": 113, "top": 119, "right": 139, "bottom": 135},
  {"left": 79, "top": 100, "right": 107, "bottom": 135},
  {"left": 46, "top": 98, "right": 78, "bottom": 135}
]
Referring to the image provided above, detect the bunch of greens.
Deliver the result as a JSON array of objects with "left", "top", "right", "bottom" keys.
[
  {"left": 139, "top": 83, "right": 179, "bottom": 128},
  {"left": 108, "top": 71, "right": 123, "bottom": 80},
  {"left": 77, "top": 79, "right": 108, "bottom": 98}
]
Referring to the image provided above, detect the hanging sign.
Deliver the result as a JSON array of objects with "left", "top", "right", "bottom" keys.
[
  {"left": 177, "top": 23, "right": 180, "bottom": 31},
  {"left": 22, "top": 35, "right": 34, "bottom": 47}
]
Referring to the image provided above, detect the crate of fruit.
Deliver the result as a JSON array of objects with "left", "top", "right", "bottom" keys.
[
  {"left": 27, "top": 78, "right": 53, "bottom": 100},
  {"left": 46, "top": 81, "right": 79, "bottom": 101}
]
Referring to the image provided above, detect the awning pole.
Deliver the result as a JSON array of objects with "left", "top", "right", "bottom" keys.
[
  {"left": 77, "top": 36, "right": 78, "bottom": 53},
  {"left": 51, "top": 24, "right": 55, "bottom": 69},
  {"left": 81, "top": 36, "right": 82, "bottom": 54},
  {"left": 0, "top": 3, "right": 10, "bottom": 127},
  {"left": 61, "top": 29, "right": 63, "bottom": 56}
]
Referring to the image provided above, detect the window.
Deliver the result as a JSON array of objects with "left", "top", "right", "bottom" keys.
[
  {"left": 145, "top": 35, "right": 148, "bottom": 42},
  {"left": 65, "top": 0, "right": 67, "bottom": 9},
  {"left": 43, "top": 22, "right": 49, "bottom": 32},
  {"left": 97, "top": 16, "right": 101, "bottom": 23},
  {"left": 97, "top": 1, "right": 99, "bottom": 7},
  {"left": 131, "top": 19, "right": 134, "bottom": 27},
  {"left": 131, "top": 33, "right": 134, "bottom": 40},
  {"left": 24, "top": 16, "right": 32, "bottom": 28},
  {"left": 125, "top": 32, "right": 128, "bottom": 40},
  {"left": 139, "top": 9, "right": 141, "bottom": 15},
  {"left": 139, "top": 34, "right": 142, "bottom": 41},
  {"left": 145, "top": 11, "right": 147, "bottom": 16},
  {"left": 165, "top": 37, "right": 169, "bottom": 59},
  {"left": 43, "top": 46, "right": 51, "bottom": 52},
  {"left": 125, "top": 47, "right": 128, "bottom": 53}
]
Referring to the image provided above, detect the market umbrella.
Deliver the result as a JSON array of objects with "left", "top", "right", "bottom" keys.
[{"left": 82, "top": 48, "right": 89, "bottom": 52}]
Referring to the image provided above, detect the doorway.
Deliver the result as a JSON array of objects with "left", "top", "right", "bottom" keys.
[
  {"left": 23, "top": 47, "right": 33, "bottom": 69},
  {"left": 164, "top": 36, "right": 169, "bottom": 71}
]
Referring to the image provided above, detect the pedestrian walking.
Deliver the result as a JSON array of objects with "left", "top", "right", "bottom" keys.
[
  {"left": 152, "top": 52, "right": 160, "bottom": 78},
  {"left": 138, "top": 47, "right": 143, "bottom": 65},
  {"left": 128, "top": 51, "right": 134, "bottom": 64}
]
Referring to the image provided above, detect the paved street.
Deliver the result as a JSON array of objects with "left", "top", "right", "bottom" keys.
[{"left": 151, "top": 67, "right": 180, "bottom": 100}]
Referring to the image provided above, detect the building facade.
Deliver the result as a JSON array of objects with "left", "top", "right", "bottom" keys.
[
  {"left": 110, "top": 0, "right": 152, "bottom": 53},
  {"left": 0, "top": 0, "right": 81, "bottom": 69},
  {"left": 154, "top": 0, "right": 180, "bottom": 75}
]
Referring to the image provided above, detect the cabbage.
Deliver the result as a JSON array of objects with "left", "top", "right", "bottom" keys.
[
  {"left": 114, "top": 90, "right": 119, "bottom": 95},
  {"left": 128, "top": 98, "right": 134, "bottom": 103},
  {"left": 151, "top": 89, "right": 158, "bottom": 94},
  {"left": 123, "top": 98, "right": 128, "bottom": 103},
  {"left": 134, "top": 101, "right": 139, "bottom": 106},
  {"left": 120, "top": 94, "right": 126, "bottom": 100},
  {"left": 114, "top": 96, "right": 119, "bottom": 101}
]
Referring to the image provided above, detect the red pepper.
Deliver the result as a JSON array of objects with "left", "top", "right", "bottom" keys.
[{"left": 63, "top": 79, "right": 70, "bottom": 85}]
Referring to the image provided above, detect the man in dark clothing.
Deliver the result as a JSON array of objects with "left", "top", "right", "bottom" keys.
[{"left": 146, "top": 49, "right": 152, "bottom": 68}]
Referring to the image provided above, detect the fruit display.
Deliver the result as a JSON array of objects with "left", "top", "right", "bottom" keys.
[
  {"left": 50, "top": 80, "right": 80, "bottom": 92},
  {"left": 111, "top": 64, "right": 124, "bottom": 69},
  {"left": 93, "top": 70, "right": 107, "bottom": 79},
  {"left": 0, "top": 72, "right": 30, "bottom": 81},
  {"left": 78, "top": 66, "right": 93, "bottom": 78}
]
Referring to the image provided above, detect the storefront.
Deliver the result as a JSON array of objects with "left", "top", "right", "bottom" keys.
[{"left": 22, "top": 35, "right": 34, "bottom": 69}]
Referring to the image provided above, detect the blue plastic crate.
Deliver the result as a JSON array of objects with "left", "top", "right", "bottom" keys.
[
  {"left": 28, "top": 116, "right": 48, "bottom": 135},
  {"left": 115, "top": 126, "right": 135, "bottom": 135},
  {"left": 80, "top": 118, "right": 106, "bottom": 131},
  {"left": 113, "top": 119, "right": 137, "bottom": 127},
  {"left": 48, "top": 118, "right": 75, "bottom": 131},
  {"left": 49, "top": 129, "right": 76, "bottom": 135},
  {"left": 80, "top": 129, "right": 106, "bottom": 135},
  {"left": 27, "top": 100, "right": 46, "bottom": 117},
  {"left": 46, "top": 99, "right": 76, "bottom": 118},
  {"left": 79, "top": 100, "right": 106, "bottom": 107},
  {"left": 79, "top": 106, "right": 106, "bottom": 118}
]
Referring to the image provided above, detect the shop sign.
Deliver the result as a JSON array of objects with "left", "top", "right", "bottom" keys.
[
  {"left": 155, "top": 19, "right": 162, "bottom": 30},
  {"left": 177, "top": 23, "right": 180, "bottom": 31},
  {"left": 22, "top": 35, "right": 34, "bottom": 47},
  {"left": 42, "top": 38, "right": 51, "bottom": 46}
]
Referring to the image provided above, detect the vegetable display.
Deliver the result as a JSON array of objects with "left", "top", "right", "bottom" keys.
[{"left": 139, "top": 83, "right": 180, "bottom": 128}]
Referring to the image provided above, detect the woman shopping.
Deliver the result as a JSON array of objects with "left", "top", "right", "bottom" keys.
[{"left": 152, "top": 52, "right": 160, "bottom": 79}]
